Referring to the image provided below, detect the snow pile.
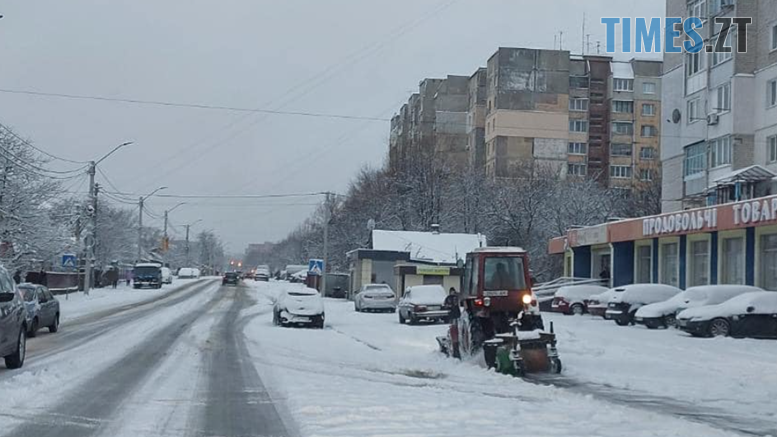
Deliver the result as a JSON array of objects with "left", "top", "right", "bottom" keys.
[
  {"left": 555, "top": 284, "right": 608, "bottom": 303},
  {"left": 609, "top": 284, "right": 682, "bottom": 305},
  {"left": 678, "top": 291, "right": 777, "bottom": 321},
  {"left": 371, "top": 229, "right": 486, "bottom": 264},
  {"left": 404, "top": 285, "right": 447, "bottom": 304}
]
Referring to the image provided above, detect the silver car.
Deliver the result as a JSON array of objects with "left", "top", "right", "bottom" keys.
[
  {"left": 398, "top": 285, "right": 449, "bottom": 325},
  {"left": 354, "top": 284, "right": 396, "bottom": 313}
]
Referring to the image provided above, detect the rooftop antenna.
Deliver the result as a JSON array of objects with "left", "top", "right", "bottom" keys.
[
  {"left": 554, "top": 34, "right": 558, "bottom": 50},
  {"left": 586, "top": 34, "right": 592, "bottom": 55},
  {"left": 581, "top": 12, "right": 586, "bottom": 55},
  {"left": 559, "top": 31, "right": 564, "bottom": 50},
  {"left": 596, "top": 40, "right": 601, "bottom": 54}
]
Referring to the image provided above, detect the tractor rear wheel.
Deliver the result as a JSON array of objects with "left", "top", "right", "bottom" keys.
[{"left": 457, "top": 309, "right": 485, "bottom": 357}]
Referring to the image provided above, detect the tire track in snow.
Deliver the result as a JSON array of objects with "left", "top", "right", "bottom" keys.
[
  {"left": 5, "top": 281, "right": 225, "bottom": 437},
  {"left": 195, "top": 285, "right": 297, "bottom": 437},
  {"left": 527, "top": 374, "right": 777, "bottom": 437}
]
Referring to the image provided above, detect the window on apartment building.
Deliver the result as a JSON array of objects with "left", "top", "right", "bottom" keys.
[
  {"left": 570, "top": 120, "right": 589, "bottom": 132},
  {"left": 570, "top": 76, "right": 589, "bottom": 89},
  {"left": 769, "top": 135, "right": 777, "bottom": 162},
  {"left": 687, "top": 51, "right": 705, "bottom": 77},
  {"left": 709, "top": 136, "right": 732, "bottom": 167},
  {"left": 641, "top": 125, "right": 658, "bottom": 137},
  {"left": 713, "top": 83, "right": 731, "bottom": 112},
  {"left": 613, "top": 100, "right": 634, "bottom": 113},
  {"left": 610, "top": 165, "right": 633, "bottom": 179},
  {"left": 640, "top": 169, "right": 654, "bottom": 181},
  {"left": 569, "top": 98, "right": 589, "bottom": 111},
  {"left": 613, "top": 79, "right": 634, "bottom": 92},
  {"left": 642, "top": 103, "right": 656, "bottom": 116},
  {"left": 612, "top": 122, "right": 633, "bottom": 135},
  {"left": 684, "top": 142, "right": 707, "bottom": 177},
  {"left": 568, "top": 142, "right": 587, "bottom": 155},
  {"left": 768, "top": 79, "right": 777, "bottom": 108},
  {"left": 642, "top": 82, "right": 657, "bottom": 94},
  {"left": 688, "top": 0, "right": 708, "bottom": 20},
  {"left": 568, "top": 163, "right": 587, "bottom": 176},
  {"left": 709, "top": 0, "right": 733, "bottom": 16},
  {"left": 771, "top": 24, "right": 777, "bottom": 51},
  {"left": 640, "top": 147, "right": 656, "bottom": 160},
  {"left": 611, "top": 143, "right": 633, "bottom": 157},
  {"left": 712, "top": 31, "right": 733, "bottom": 65},
  {"left": 688, "top": 98, "right": 703, "bottom": 124}
]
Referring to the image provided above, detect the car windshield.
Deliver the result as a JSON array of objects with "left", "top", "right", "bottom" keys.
[
  {"left": 19, "top": 287, "right": 35, "bottom": 301},
  {"left": 134, "top": 267, "right": 159, "bottom": 276},
  {"left": 483, "top": 256, "right": 526, "bottom": 290}
]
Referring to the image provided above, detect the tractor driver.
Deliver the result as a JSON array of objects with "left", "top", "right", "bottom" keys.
[{"left": 489, "top": 262, "right": 513, "bottom": 289}]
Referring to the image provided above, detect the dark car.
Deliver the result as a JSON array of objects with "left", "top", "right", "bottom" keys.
[
  {"left": 223, "top": 272, "right": 240, "bottom": 286},
  {"left": 0, "top": 266, "right": 27, "bottom": 369},
  {"left": 677, "top": 292, "right": 777, "bottom": 338},
  {"left": 605, "top": 284, "right": 682, "bottom": 326},
  {"left": 18, "top": 284, "right": 60, "bottom": 337}
]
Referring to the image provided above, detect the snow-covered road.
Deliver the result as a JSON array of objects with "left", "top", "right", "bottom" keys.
[
  {"left": 3, "top": 279, "right": 775, "bottom": 437},
  {"left": 246, "top": 281, "right": 777, "bottom": 437}
]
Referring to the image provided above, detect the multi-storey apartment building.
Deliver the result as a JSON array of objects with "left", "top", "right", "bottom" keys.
[
  {"left": 391, "top": 48, "right": 663, "bottom": 189},
  {"left": 484, "top": 48, "right": 570, "bottom": 178},
  {"left": 662, "top": 0, "right": 777, "bottom": 212},
  {"left": 389, "top": 76, "right": 469, "bottom": 172}
]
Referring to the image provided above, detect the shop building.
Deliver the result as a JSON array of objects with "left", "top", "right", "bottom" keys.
[{"left": 549, "top": 193, "right": 777, "bottom": 290}]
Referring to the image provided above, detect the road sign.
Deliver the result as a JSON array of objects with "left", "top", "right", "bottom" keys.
[
  {"left": 62, "top": 253, "right": 77, "bottom": 269},
  {"left": 308, "top": 259, "right": 324, "bottom": 276}
]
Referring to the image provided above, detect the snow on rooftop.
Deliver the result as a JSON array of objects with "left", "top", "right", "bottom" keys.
[
  {"left": 611, "top": 62, "right": 634, "bottom": 79},
  {"left": 371, "top": 230, "right": 486, "bottom": 264}
]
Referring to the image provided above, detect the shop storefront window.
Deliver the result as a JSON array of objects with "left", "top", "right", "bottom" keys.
[
  {"left": 636, "top": 245, "right": 652, "bottom": 283},
  {"left": 688, "top": 239, "right": 710, "bottom": 287},
  {"left": 660, "top": 242, "right": 679, "bottom": 287},
  {"left": 759, "top": 233, "right": 777, "bottom": 291},
  {"left": 721, "top": 237, "right": 744, "bottom": 284}
]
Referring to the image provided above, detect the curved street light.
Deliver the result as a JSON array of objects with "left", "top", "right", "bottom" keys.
[{"left": 137, "top": 186, "right": 168, "bottom": 261}]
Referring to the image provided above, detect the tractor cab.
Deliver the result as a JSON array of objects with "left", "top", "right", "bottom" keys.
[{"left": 461, "top": 248, "right": 537, "bottom": 315}]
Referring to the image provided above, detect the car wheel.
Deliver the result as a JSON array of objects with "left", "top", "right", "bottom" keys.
[
  {"left": 709, "top": 318, "right": 731, "bottom": 337},
  {"left": 49, "top": 314, "right": 59, "bottom": 333},
  {"left": 571, "top": 304, "right": 585, "bottom": 316},
  {"left": 29, "top": 318, "right": 39, "bottom": 338},
  {"left": 615, "top": 317, "right": 630, "bottom": 326},
  {"left": 398, "top": 311, "right": 406, "bottom": 324},
  {"left": 408, "top": 314, "right": 418, "bottom": 325},
  {"left": 4, "top": 328, "right": 26, "bottom": 369},
  {"left": 664, "top": 313, "right": 677, "bottom": 329}
]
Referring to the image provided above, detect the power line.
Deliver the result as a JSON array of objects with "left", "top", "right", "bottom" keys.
[
  {"left": 0, "top": 147, "right": 86, "bottom": 180},
  {"left": 102, "top": 190, "right": 329, "bottom": 200},
  {"left": 0, "top": 123, "right": 88, "bottom": 165}
]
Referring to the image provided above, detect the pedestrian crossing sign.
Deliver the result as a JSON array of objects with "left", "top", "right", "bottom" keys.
[{"left": 62, "top": 253, "right": 77, "bottom": 269}]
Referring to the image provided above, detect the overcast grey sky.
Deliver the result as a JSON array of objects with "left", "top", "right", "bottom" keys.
[{"left": 0, "top": 0, "right": 663, "bottom": 252}]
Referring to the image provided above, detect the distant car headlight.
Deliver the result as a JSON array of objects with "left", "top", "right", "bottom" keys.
[{"left": 522, "top": 294, "right": 532, "bottom": 305}]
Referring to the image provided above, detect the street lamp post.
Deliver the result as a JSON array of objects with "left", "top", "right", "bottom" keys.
[
  {"left": 137, "top": 186, "right": 167, "bottom": 262},
  {"left": 84, "top": 141, "right": 134, "bottom": 295},
  {"left": 163, "top": 202, "right": 186, "bottom": 264}
]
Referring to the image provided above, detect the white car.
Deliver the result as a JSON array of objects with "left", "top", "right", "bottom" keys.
[
  {"left": 273, "top": 287, "right": 325, "bottom": 328},
  {"left": 635, "top": 285, "right": 762, "bottom": 329},
  {"left": 177, "top": 267, "right": 199, "bottom": 279},
  {"left": 398, "top": 285, "right": 448, "bottom": 325},
  {"left": 677, "top": 291, "right": 777, "bottom": 338},
  {"left": 606, "top": 284, "right": 682, "bottom": 326},
  {"left": 588, "top": 289, "right": 618, "bottom": 319},
  {"left": 551, "top": 284, "right": 608, "bottom": 315},
  {"left": 160, "top": 267, "right": 173, "bottom": 284},
  {"left": 354, "top": 284, "right": 396, "bottom": 313}
]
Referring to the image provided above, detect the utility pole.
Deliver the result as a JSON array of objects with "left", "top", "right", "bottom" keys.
[
  {"left": 137, "top": 196, "right": 144, "bottom": 262},
  {"left": 321, "top": 192, "right": 331, "bottom": 296},
  {"left": 185, "top": 224, "right": 191, "bottom": 266},
  {"left": 84, "top": 161, "right": 96, "bottom": 295}
]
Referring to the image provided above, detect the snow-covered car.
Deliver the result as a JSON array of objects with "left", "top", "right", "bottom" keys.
[
  {"left": 18, "top": 284, "right": 59, "bottom": 337},
  {"left": 635, "top": 285, "right": 762, "bottom": 329},
  {"left": 354, "top": 284, "right": 396, "bottom": 313},
  {"left": 160, "top": 267, "right": 173, "bottom": 284},
  {"left": 551, "top": 284, "right": 608, "bottom": 315},
  {"left": 0, "top": 266, "right": 27, "bottom": 369},
  {"left": 398, "top": 285, "right": 448, "bottom": 325},
  {"left": 606, "top": 284, "right": 682, "bottom": 326},
  {"left": 273, "top": 287, "right": 325, "bottom": 328},
  {"left": 587, "top": 289, "right": 619, "bottom": 318},
  {"left": 676, "top": 291, "right": 777, "bottom": 338},
  {"left": 177, "top": 267, "right": 199, "bottom": 279},
  {"left": 289, "top": 270, "right": 308, "bottom": 283}
]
